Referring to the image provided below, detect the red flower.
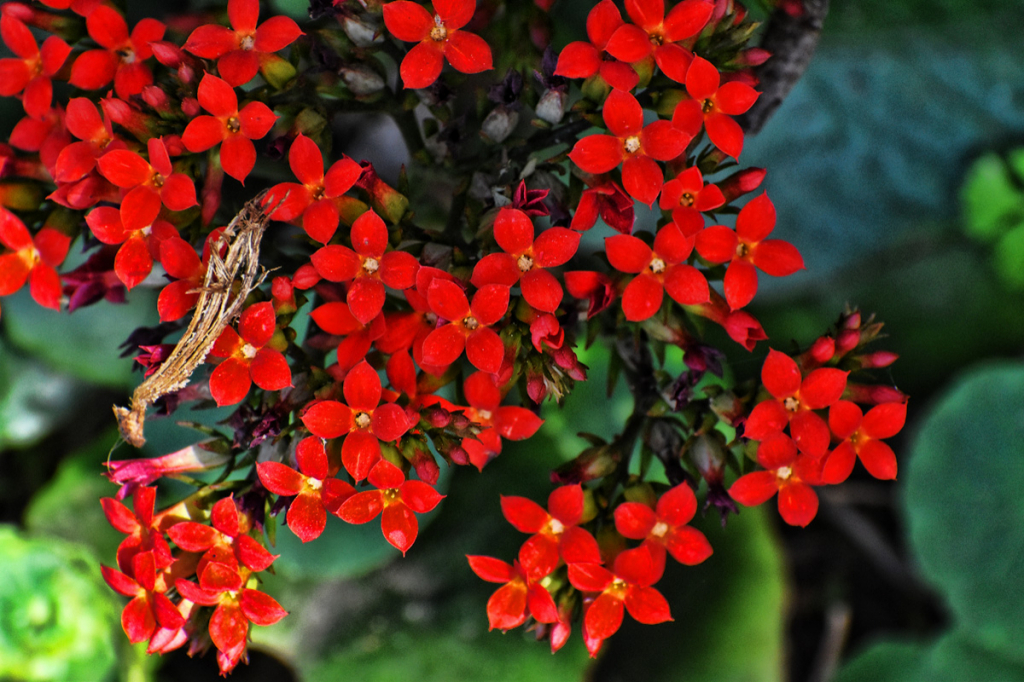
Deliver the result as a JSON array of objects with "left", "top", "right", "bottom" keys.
[
  {"left": 53, "top": 97, "right": 118, "bottom": 186},
  {"left": 309, "top": 299, "right": 388, "bottom": 372},
  {"left": 184, "top": 0, "right": 302, "bottom": 87},
  {"left": 467, "top": 554, "right": 558, "bottom": 631},
  {"left": 336, "top": 459, "right": 444, "bottom": 555},
  {"left": 101, "top": 558, "right": 185, "bottom": 646},
  {"left": 685, "top": 289, "right": 767, "bottom": 350},
  {"left": 820, "top": 400, "right": 906, "bottom": 483},
  {"left": 301, "top": 360, "right": 413, "bottom": 481},
  {"left": 570, "top": 181, "right": 635, "bottom": 234},
  {"left": 68, "top": 6, "right": 165, "bottom": 99},
  {"left": 501, "top": 484, "right": 602, "bottom": 580},
  {"left": 613, "top": 483, "right": 712, "bottom": 565},
  {"left": 568, "top": 543, "right": 672, "bottom": 642},
  {"left": 604, "top": 0, "right": 713, "bottom": 82},
  {"left": 257, "top": 437, "right": 357, "bottom": 542},
  {"left": 569, "top": 89, "right": 690, "bottom": 205},
  {"left": 0, "top": 15, "right": 71, "bottom": 119},
  {"left": 658, "top": 166, "right": 724, "bottom": 235},
  {"left": 166, "top": 496, "right": 278, "bottom": 575},
  {"left": 309, "top": 208, "right": 420, "bottom": 323},
  {"left": 460, "top": 371, "right": 544, "bottom": 471},
  {"left": 694, "top": 193, "right": 804, "bottom": 310},
  {"left": 104, "top": 443, "right": 231, "bottom": 501},
  {"left": 265, "top": 133, "right": 362, "bottom": 243},
  {"left": 86, "top": 208, "right": 178, "bottom": 289},
  {"left": 0, "top": 206, "right": 69, "bottom": 309},
  {"left": 553, "top": 0, "right": 639, "bottom": 91},
  {"left": 156, "top": 228, "right": 225, "bottom": 322},
  {"left": 605, "top": 222, "right": 709, "bottom": 321},
  {"left": 564, "top": 270, "right": 617, "bottom": 319},
  {"left": 728, "top": 432, "right": 822, "bottom": 527},
  {"left": 101, "top": 487, "right": 174, "bottom": 576},
  {"left": 421, "top": 279, "right": 509, "bottom": 374},
  {"left": 208, "top": 301, "right": 292, "bottom": 406},
  {"left": 744, "top": 349, "right": 848, "bottom": 457},
  {"left": 383, "top": 0, "right": 493, "bottom": 89},
  {"left": 672, "top": 55, "right": 759, "bottom": 159},
  {"left": 96, "top": 137, "right": 198, "bottom": 231},
  {"left": 470, "top": 207, "right": 580, "bottom": 313},
  {"left": 181, "top": 73, "right": 277, "bottom": 183}
]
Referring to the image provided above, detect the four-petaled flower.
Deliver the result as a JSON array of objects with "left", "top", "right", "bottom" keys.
[
  {"left": 466, "top": 554, "right": 558, "bottom": 631},
  {"left": 613, "top": 482, "right": 713, "bottom": 565},
  {"left": 820, "top": 400, "right": 907, "bottom": 484},
  {"left": 553, "top": 0, "right": 639, "bottom": 91},
  {"left": 336, "top": 459, "right": 444, "bottom": 555},
  {"left": 0, "top": 15, "right": 71, "bottom": 118},
  {"left": 383, "top": 0, "right": 493, "bottom": 89},
  {"left": 166, "top": 496, "right": 278, "bottom": 574},
  {"left": 101, "top": 557, "right": 185, "bottom": 646},
  {"left": 0, "top": 206, "right": 69, "bottom": 309},
  {"left": 421, "top": 279, "right": 510, "bottom": 374},
  {"left": 694, "top": 193, "right": 804, "bottom": 310},
  {"left": 181, "top": 73, "right": 277, "bottom": 183},
  {"left": 658, "top": 166, "right": 724, "bottom": 236},
  {"left": 471, "top": 207, "right": 580, "bottom": 313},
  {"left": 728, "top": 431, "right": 823, "bottom": 527},
  {"left": 301, "top": 360, "right": 413, "bottom": 481},
  {"left": 208, "top": 301, "right": 293, "bottom": 406},
  {"left": 569, "top": 89, "right": 690, "bottom": 206},
  {"left": 460, "top": 371, "right": 544, "bottom": 471},
  {"left": 69, "top": 5, "right": 166, "bottom": 99},
  {"left": 672, "top": 55, "right": 760, "bottom": 159},
  {"left": 184, "top": 0, "right": 302, "bottom": 87},
  {"left": 604, "top": 0, "right": 713, "bottom": 82}
]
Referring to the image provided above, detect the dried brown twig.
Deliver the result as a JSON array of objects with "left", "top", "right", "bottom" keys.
[{"left": 114, "top": 192, "right": 273, "bottom": 447}]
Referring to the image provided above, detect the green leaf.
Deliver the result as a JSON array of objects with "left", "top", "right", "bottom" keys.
[
  {"left": 0, "top": 342, "right": 89, "bottom": 450},
  {"left": 835, "top": 639, "right": 930, "bottom": 682},
  {"left": 961, "top": 152, "right": 1024, "bottom": 243},
  {"left": 904, "top": 362, "right": 1024, "bottom": 653},
  {"left": 993, "top": 223, "right": 1024, "bottom": 290}
]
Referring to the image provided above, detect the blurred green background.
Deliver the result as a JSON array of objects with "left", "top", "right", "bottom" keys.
[{"left": 2, "top": 0, "right": 1024, "bottom": 680}]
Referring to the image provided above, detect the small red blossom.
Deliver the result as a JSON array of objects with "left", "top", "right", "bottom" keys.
[
  {"left": 564, "top": 270, "right": 617, "bottom": 319},
  {"left": 613, "top": 483, "right": 713, "bottom": 565},
  {"left": 658, "top": 166, "right": 724, "bottom": 236},
  {"left": 695, "top": 193, "right": 804, "bottom": 310},
  {"left": 336, "top": 459, "right": 444, "bottom": 555},
  {"left": 53, "top": 97, "right": 118, "bottom": 187},
  {"left": 101, "top": 559, "right": 184, "bottom": 646},
  {"left": 744, "top": 349, "right": 848, "bottom": 457},
  {"left": 86, "top": 209, "right": 179, "bottom": 289},
  {"left": 383, "top": 0, "right": 493, "bottom": 89},
  {"left": 568, "top": 543, "right": 672, "bottom": 643},
  {"left": 101, "top": 487, "right": 174, "bottom": 576},
  {"left": 181, "top": 73, "right": 277, "bottom": 183},
  {"left": 184, "top": 0, "right": 302, "bottom": 86},
  {"left": 0, "top": 15, "right": 71, "bottom": 119},
  {"left": 257, "top": 437, "right": 357, "bottom": 542},
  {"left": 605, "top": 222, "right": 709, "bottom": 321},
  {"left": 570, "top": 181, "right": 635, "bottom": 234},
  {"left": 104, "top": 444, "right": 231, "bottom": 500},
  {"left": 460, "top": 371, "right": 544, "bottom": 471},
  {"left": 467, "top": 554, "right": 558, "bottom": 631},
  {"left": 672, "top": 55, "right": 760, "bottom": 159},
  {"left": 301, "top": 360, "right": 412, "bottom": 481},
  {"left": 728, "top": 432, "right": 822, "bottom": 527},
  {"left": 470, "top": 207, "right": 580, "bottom": 313},
  {"left": 156, "top": 228, "right": 225, "bottom": 322},
  {"left": 421, "top": 279, "right": 510, "bottom": 374},
  {"left": 166, "top": 496, "right": 278, "bottom": 575},
  {"left": 820, "top": 400, "right": 907, "bottom": 483},
  {"left": 685, "top": 289, "right": 767, "bottom": 350},
  {"left": 569, "top": 90, "right": 690, "bottom": 206},
  {"left": 309, "top": 209, "right": 420, "bottom": 323},
  {"left": 0, "top": 206, "right": 69, "bottom": 309},
  {"left": 208, "top": 302, "right": 292, "bottom": 406},
  {"left": 309, "top": 298, "right": 388, "bottom": 372},
  {"left": 69, "top": 6, "right": 165, "bottom": 99},
  {"left": 604, "top": 0, "right": 714, "bottom": 82},
  {"left": 554, "top": 0, "right": 639, "bottom": 91},
  {"left": 265, "top": 133, "right": 362, "bottom": 243},
  {"left": 96, "top": 137, "right": 198, "bottom": 231}
]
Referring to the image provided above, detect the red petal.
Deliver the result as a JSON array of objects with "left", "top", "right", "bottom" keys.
[
  {"left": 212, "top": 496, "right": 240, "bottom": 537},
  {"left": 434, "top": 0, "right": 475, "bottom": 29},
  {"left": 351, "top": 209, "right": 388, "bottom": 257},
  {"left": 167, "top": 521, "right": 219, "bottom": 552},
  {"left": 762, "top": 349, "right": 801, "bottom": 399},
  {"left": 501, "top": 496, "right": 549, "bottom": 533},
  {"left": 287, "top": 134, "right": 323, "bottom": 186},
  {"left": 706, "top": 112, "right": 745, "bottom": 159},
  {"left": 381, "top": 503, "right": 418, "bottom": 554},
  {"left": 239, "top": 589, "right": 288, "bottom": 626},
  {"left": 604, "top": 24, "right": 652, "bottom": 64},
  {"left": 197, "top": 74, "right": 238, "bottom": 117},
  {"left": 303, "top": 199, "right": 340, "bottom": 243},
  {"left": 1, "top": 15, "right": 37, "bottom": 58},
  {"left": 238, "top": 101, "right": 276, "bottom": 139},
  {"left": 671, "top": 98, "right": 704, "bottom": 138},
  {"left": 665, "top": 526, "right": 712, "bottom": 565},
  {"left": 716, "top": 82, "right": 759, "bottom": 116},
  {"left": 114, "top": 236, "right": 154, "bottom": 289},
  {"left": 547, "top": 484, "right": 584, "bottom": 525},
  {"left": 251, "top": 348, "right": 292, "bottom": 391},
  {"left": 622, "top": 274, "right": 663, "bottom": 322},
  {"left": 347, "top": 278, "right": 386, "bottom": 324},
  {"left": 862, "top": 401, "right": 907, "bottom": 439},
  {"left": 585, "top": 593, "right": 624, "bottom": 640},
  {"left": 469, "top": 555, "right": 516, "bottom": 583},
  {"left": 400, "top": 41, "right": 444, "bottom": 89},
  {"left": 101, "top": 498, "right": 139, "bottom": 534},
  {"left": 342, "top": 430, "right": 382, "bottom": 482},
  {"left": 0, "top": 254, "right": 29, "bottom": 296},
  {"left": 302, "top": 401, "right": 353, "bottom": 439},
  {"left": 605, "top": 234, "right": 651, "bottom": 273},
  {"left": 622, "top": 155, "right": 663, "bottom": 206},
  {"left": 209, "top": 357, "right": 252, "bottom": 406},
  {"left": 828, "top": 400, "right": 862, "bottom": 439},
  {"left": 724, "top": 259, "right": 758, "bottom": 310},
  {"left": 752, "top": 239, "right": 804, "bottom": 277},
  {"left": 624, "top": 585, "right": 672, "bottom": 624},
  {"left": 493, "top": 406, "right": 543, "bottom": 440},
  {"left": 256, "top": 461, "right": 304, "bottom": 496},
  {"left": 121, "top": 596, "right": 157, "bottom": 644},
  {"left": 471, "top": 253, "right": 520, "bottom": 288},
  {"left": 312, "top": 245, "right": 360, "bottom": 282},
  {"left": 569, "top": 135, "right": 623, "bottom": 174},
  {"left": 324, "top": 156, "right": 361, "bottom": 197},
  {"left": 181, "top": 116, "right": 225, "bottom": 153},
  {"left": 470, "top": 284, "right": 509, "bottom": 326},
  {"left": 778, "top": 482, "right": 818, "bottom": 527},
  {"left": 519, "top": 534, "right": 560, "bottom": 579},
  {"left": 656, "top": 483, "right": 697, "bottom": 526},
  {"left": 604, "top": 90, "right": 644, "bottom": 138},
  {"left": 295, "top": 437, "right": 328, "bottom": 480},
  {"left": 614, "top": 502, "right": 657, "bottom": 539},
  {"left": 427, "top": 278, "right": 470, "bottom": 320},
  {"left": 372, "top": 402, "right": 411, "bottom": 442},
  {"left": 520, "top": 268, "right": 563, "bottom": 313},
  {"left": 220, "top": 134, "right": 256, "bottom": 182},
  {"left": 69, "top": 49, "right": 116, "bottom": 91},
  {"left": 368, "top": 459, "right": 405, "bottom": 490},
  {"left": 286, "top": 491, "right": 326, "bottom": 542},
  {"left": 400, "top": 480, "right": 443, "bottom": 513},
  {"left": 466, "top": 328, "right": 504, "bottom": 374},
  {"left": 728, "top": 471, "right": 779, "bottom": 507},
  {"left": 236, "top": 534, "right": 277, "bottom": 572},
  {"left": 380, "top": 251, "right": 419, "bottom": 290},
  {"left": 568, "top": 562, "right": 614, "bottom": 592},
  {"left": 800, "top": 368, "right": 848, "bottom": 409},
  {"left": 421, "top": 324, "right": 466, "bottom": 368},
  {"left": 344, "top": 360, "right": 382, "bottom": 411},
  {"left": 744, "top": 399, "right": 789, "bottom": 441},
  {"left": 858, "top": 440, "right": 897, "bottom": 480},
  {"left": 443, "top": 31, "right": 492, "bottom": 75},
  {"left": 184, "top": 24, "right": 236, "bottom": 59},
  {"left": 663, "top": 264, "right": 709, "bottom": 305},
  {"left": 527, "top": 583, "right": 559, "bottom": 624},
  {"left": 588, "top": 0, "right": 624, "bottom": 46},
  {"left": 228, "top": 0, "right": 259, "bottom": 33},
  {"left": 663, "top": 0, "right": 713, "bottom": 41},
  {"left": 161, "top": 174, "right": 198, "bottom": 211},
  {"left": 654, "top": 43, "right": 693, "bottom": 83},
  {"left": 238, "top": 301, "right": 276, "bottom": 347},
  {"left": 28, "top": 265, "right": 62, "bottom": 310},
  {"left": 685, "top": 55, "right": 719, "bottom": 100},
  {"left": 559, "top": 526, "right": 602, "bottom": 564},
  {"left": 382, "top": 1, "right": 433, "bottom": 42},
  {"left": 97, "top": 149, "right": 150, "bottom": 187},
  {"left": 821, "top": 442, "right": 856, "bottom": 485},
  {"left": 653, "top": 223, "right": 694, "bottom": 264},
  {"left": 209, "top": 603, "right": 248, "bottom": 664},
  {"left": 554, "top": 41, "right": 599, "bottom": 79},
  {"left": 0, "top": 208, "right": 31, "bottom": 250},
  {"left": 533, "top": 227, "right": 580, "bottom": 268},
  {"left": 338, "top": 490, "right": 383, "bottom": 523},
  {"left": 493, "top": 208, "right": 534, "bottom": 255},
  {"left": 254, "top": 16, "right": 303, "bottom": 53},
  {"left": 641, "top": 120, "right": 689, "bottom": 161},
  {"left": 790, "top": 411, "right": 830, "bottom": 457},
  {"left": 120, "top": 186, "right": 162, "bottom": 232},
  {"left": 486, "top": 582, "right": 527, "bottom": 631}
]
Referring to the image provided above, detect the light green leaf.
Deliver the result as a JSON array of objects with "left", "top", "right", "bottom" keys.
[{"left": 962, "top": 152, "right": 1024, "bottom": 243}]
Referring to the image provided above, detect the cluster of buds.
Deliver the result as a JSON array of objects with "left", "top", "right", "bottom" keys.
[{"left": 0, "top": 0, "right": 907, "bottom": 673}]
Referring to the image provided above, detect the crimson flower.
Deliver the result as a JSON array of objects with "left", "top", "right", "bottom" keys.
[
  {"left": 672, "top": 55, "right": 759, "bottom": 159},
  {"left": 470, "top": 207, "right": 580, "bottom": 313},
  {"left": 820, "top": 400, "right": 907, "bottom": 484},
  {"left": 166, "top": 496, "right": 278, "bottom": 575},
  {"left": 383, "top": 0, "right": 493, "bottom": 89},
  {"left": 181, "top": 73, "right": 277, "bottom": 183},
  {"left": 728, "top": 432, "right": 822, "bottom": 527},
  {"left": 156, "top": 228, "right": 225, "bottom": 322},
  {"left": 101, "top": 487, "right": 173, "bottom": 576},
  {"left": 257, "top": 437, "right": 357, "bottom": 542},
  {"left": 659, "top": 166, "right": 724, "bottom": 235},
  {"left": 85, "top": 210, "right": 178, "bottom": 289},
  {"left": 421, "top": 279, "right": 509, "bottom": 374},
  {"left": 569, "top": 89, "right": 690, "bottom": 205},
  {"left": 336, "top": 459, "right": 444, "bottom": 555},
  {"left": 564, "top": 270, "right": 617, "bottom": 319},
  {"left": 744, "top": 349, "right": 848, "bottom": 458},
  {"left": 613, "top": 483, "right": 713, "bottom": 565},
  {"left": 309, "top": 299, "right": 387, "bottom": 372},
  {"left": 553, "top": 0, "right": 639, "bottom": 91},
  {"left": 184, "top": 0, "right": 302, "bottom": 87},
  {"left": 604, "top": 0, "right": 713, "bottom": 82},
  {"left": 301, "top": 360, "right": 412, "bottom": 481},
  {"left": 265, "top": 133, "right": 362, "bottom": 243},
  {"left": 53, "top": 97, "right": 118, "bottom": 186},
  {"left": 501, "top": 484, "right": 602, "bottom": 580},
  {"left": 0, "top": 206, "right": 68, "bottom": 309},
  {"left": 208, "top": 301, "right": 292, "bottom": 406},
  {"left": 569, "top": 181, "right": 634, "bottom": 234},
  {"left": 309, "top": 209, "right": 420, "bottom": 323},
  {"left": 101, "top": 557, "right": 184, "bottom": 646},
  {"left": 96, "top": 137, "right": 198, "bottom": 231},
  {"left": 460, "top": 371, "right": 544, "bottom": 471},
  {"left": 69, "top": 5, "right": 165, "bottom": 99},
  {"left": 568, "top": 543, "right": 672, "bottom": 642},
  {"left": 0, "top": 15, "right": 71, "bottom": 119},
  {"left": 104, "top": 443, "right": 231, "bottom": 500},
  {"left": 605, "top": 222, "right": 709, "bottom": 321},
  {"left": 466, "top": 554, "right": 558, "bottom": 631},
  {"left": 685, "top": 289, "right": 766, "bottom": 351},
  {"left": 695, "top": 193, "right": 804, "bottom": 310}
]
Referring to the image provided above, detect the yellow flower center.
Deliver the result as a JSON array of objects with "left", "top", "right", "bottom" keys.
[
  {"left": 363, "top": 257, "right": 379, "bottom": 275},
  {"left": 651, "top": 521, "right": 669, "bottom": 538},
  {"left": 463, "top": 315, "right": 479, "bottom": 331},
  {"left": 702, "top": 98, "right": 715, "bottom": 114},
  {"left": 226, "top": 116, "right": 241, "bottom": 134},
  {"left": 240, "top": 343, "right": 258, "bottom": 359},
  {"left": 783, "top": 396, "right": 800, "bottom": 413},
  {"left": 649, "top": 257, "right": 666, "bottom": 274},
  {"left": 776, "top": 466, "right": 793, "bottom": 481},
  {"left": 430, "top": 16, "right": 447, "bottom": 42},
  {"left": 735, "top": 243, "right": 749, "bottom": 259},
  {"left": 355, "top": 412, "right": 372, "bottom": 429},
  {"left": 624, "top": 135, "right": 641, "bottom": 154},
  {"left": 680, "top": 192, "right": 695, "bottom": 207},
  {"left": 517, "top": 254, "right": 534, "bottom": 273},
  {"left": 240, "top": 35, "right": 255, "bottom": 51}
]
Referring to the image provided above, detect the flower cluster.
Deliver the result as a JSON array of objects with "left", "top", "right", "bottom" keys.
[{"left": 0, "top": 0, "right": 907, "bottom": 674}]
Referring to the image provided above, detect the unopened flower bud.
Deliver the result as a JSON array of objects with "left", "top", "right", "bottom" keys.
[
  {"left": 424, "top": 406, "right": 452, "bottom": 429},
  {"left": 836, "top": 328, "right": 860, "bottom": 354},
  {"left": 409, "top": 448, "right": 440, "bottom": 485},
  {"left": 846, "top": 383, "right": 907, "bottom": 405},
  {"left": 550, "top": 446, "right": 618, "bottom": 484},
  {"left": 859, "top": 350, "right": 899, "bottom": 369},
  {"left": 447, "top": 442, "right": 470, "bottom": 466},
  {"left": 141, "top": 86, "right": 171, "bottom": 114},
  {"left": 688, "top": 434, "right": 726, "bottom": 485},
  {"left": 340, "top": 64, "right": 385, "bottom": 96},
  {"left": 182, "top": 97, "right": 201, "bottom": 118},
  {"left": 709, "top": 390, "right": 745, "bottom": 426},
  {"left": 481, "top": 106, "right": 519, "bottom": 144},
  {"left": 738, "top": 47, "right": 771, "bottom": 67},
  {"left": 718, "top": 167, "right": 766, "bottom": 202},
  {"left": 342, "top": 15, "right": 382, "bottom": 47},
  {"left": 808, "top": 335, "right": 835, "bottom": 364},
  {"left": 535, "top": 88, "right": 568, "bottom": 124}
]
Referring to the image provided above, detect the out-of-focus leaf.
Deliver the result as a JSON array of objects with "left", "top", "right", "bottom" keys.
[
  {"left": 0, "top": 526, "right": 120, "bottom": 682},
  {"left": 961, "top": 152, "right": 1024, "bottom": 243},
  {"left": 835, "top": 639, "right": 929, "bottom": 682},
  {"left": 0, "top": 342, "right": 89, "bottom": 450},
  {"left": 993, "top": 223, "right": 1024, "bottom": 290}
]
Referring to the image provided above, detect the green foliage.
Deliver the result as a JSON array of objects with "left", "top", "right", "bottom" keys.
[
  {"left": 0, "top": 342, "right": 89, "bottom": 450},
  {"left": 961, "top": 150, "right": 1024, "bottom": 291},
  {"left": 0, "top": 526, "right": 120, "bottom": 682}
]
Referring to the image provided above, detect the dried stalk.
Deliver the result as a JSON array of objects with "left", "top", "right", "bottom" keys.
[{"left": 114, "top": 192, "right": 272, "bottom": 447}]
